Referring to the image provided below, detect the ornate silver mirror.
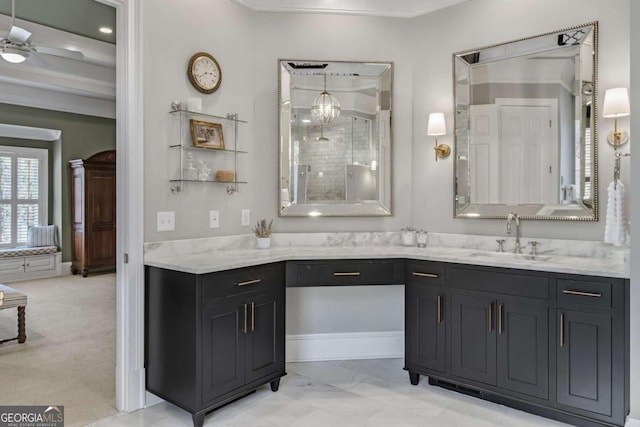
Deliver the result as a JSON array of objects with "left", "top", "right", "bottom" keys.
[
  {"left": 278, "top": 60, "right": 393, "bottom": 217},
  {"left": 454, "top": 22, "right": 598, "bottom": 220}
]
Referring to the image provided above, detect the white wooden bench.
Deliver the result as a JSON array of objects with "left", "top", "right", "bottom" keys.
[
  {"left": 0, "top": 283, "right": 27, "bottom": 344},
  {"left": 0, "top": 247, "right": 62, "bottom": 283}
]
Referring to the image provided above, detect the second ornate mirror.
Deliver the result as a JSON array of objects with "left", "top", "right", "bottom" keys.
[
  {"left": 278, "top": 60, "right": 393, "bottom": 217},
  {"left": 454, "top": 22, "right": 598, "bottom": 220}
]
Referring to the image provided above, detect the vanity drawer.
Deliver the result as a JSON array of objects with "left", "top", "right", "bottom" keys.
[
  {"left": 450, "top": 266, "right": 549, "bottom": 299},
  {"left": 405, "top": 261, "right": 445, "bottom": 286},
  {"left": 201, "top": 262, "right": 284, "bottom": 302},
  {"left": 556, "top": 278, "right": 613, "bottom": 308},
  {"left": 287, "top": 259, "right": 403, "bottom": 287}
]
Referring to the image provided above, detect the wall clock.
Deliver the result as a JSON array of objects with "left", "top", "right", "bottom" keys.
[{"left": 187, "top": 52, "right": 222, "bottom": 94}]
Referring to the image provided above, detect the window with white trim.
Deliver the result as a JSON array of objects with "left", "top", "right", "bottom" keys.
[{"left": 0, "top": 146, "right": 48, "bottom": 248}]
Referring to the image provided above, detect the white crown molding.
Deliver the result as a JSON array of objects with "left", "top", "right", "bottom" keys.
[
  {"left": 231, "top": 0, "right": 471, "bottom": 18},
  {"left": 0, "top": 81, "right": 116, "bottom": 118},
  {"left": 0, "top": 123, "right": 61, "bottom": 141}
]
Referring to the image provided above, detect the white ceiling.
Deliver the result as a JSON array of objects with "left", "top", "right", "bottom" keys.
[{"left": 232, "top": 0, "right": 472, "bottom": 18}]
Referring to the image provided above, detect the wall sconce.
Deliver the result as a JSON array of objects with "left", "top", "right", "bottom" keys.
[
  {"left": 428, "top": 112, "right": 450, "bottom": 162},
  {"left": 603, "top": 87, "right": 630, "bottom": 150}
]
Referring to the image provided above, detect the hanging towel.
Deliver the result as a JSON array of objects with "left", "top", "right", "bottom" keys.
[{"left": 604, "top": 180, "right": 627, "bottom": 246}]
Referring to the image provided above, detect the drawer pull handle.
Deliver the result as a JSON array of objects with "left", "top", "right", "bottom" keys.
[
  {"left": 412, "top": 272, "right": 438, "bottom": 278},
  {"left": 437, "top": 295, "right": 442, "bottom": 324},
  {"left": 333, "top": 272, "right": 361, "bottom": 276},
  {"left": 237, "top": 279, "right": 261, "bottom": 287},
  {"left": 562, "top": 290, "right": 602, "bottom": 298},
  {"left": 498, "top": 303, "right": 503, "bottom": 335},
  {"left": 560, "top": 312, "right": 564, "bottom": 347}
]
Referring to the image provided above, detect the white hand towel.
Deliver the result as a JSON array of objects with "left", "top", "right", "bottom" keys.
[{"left": 604, "top": 180, "right": 627, "bottom": 246}]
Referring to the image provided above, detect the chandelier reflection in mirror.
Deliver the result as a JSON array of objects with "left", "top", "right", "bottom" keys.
[{"left": 310, "top": 74, "right": 341, "bottom": 124}]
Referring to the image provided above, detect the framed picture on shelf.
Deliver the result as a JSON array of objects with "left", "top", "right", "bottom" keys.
[{"left": 190, "top": 120, "right": 225, "bottom": 149}]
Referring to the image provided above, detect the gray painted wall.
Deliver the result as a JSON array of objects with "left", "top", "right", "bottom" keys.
[{"left": 0, "top": 103, "right": 116, "bottom": 262}]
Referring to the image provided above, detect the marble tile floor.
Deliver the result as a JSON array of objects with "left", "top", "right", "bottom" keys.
[{"left": 90, "top": 358, "right": 571, "bottom": 427}]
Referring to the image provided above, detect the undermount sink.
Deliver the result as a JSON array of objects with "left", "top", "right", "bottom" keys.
[{"left": 471, "top": 251, "right": 551, "bottom": 262}]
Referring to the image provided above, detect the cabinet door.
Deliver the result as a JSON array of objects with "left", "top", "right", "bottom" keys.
[
  {"left": 202, "top": 298, "right": 246, "bottom": 403},
  {"left": 557, "top": 310, "right": 612, "bottom": 416},
  {"left": 451, "top": 291, "right": 497, "bottom": 385},
  {"left": 245, "top": 290, "right": 285, "bottom": 384},
  {"left": 86, "top": 169, "right": 116, "bottom": 268},
  {"left": 406, "top": 284, "right": 445, "bottom": 373},
  {"left": 497, "top": 299, "right": 548, "bottom": 399}
]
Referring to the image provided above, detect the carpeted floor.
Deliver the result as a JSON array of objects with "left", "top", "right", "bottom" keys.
[{"left": 0, "top": 272, "right": 117, "bottom": 427}]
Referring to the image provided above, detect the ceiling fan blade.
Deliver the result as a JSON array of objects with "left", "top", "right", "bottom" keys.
[
  {"left": 34, "top": 45, "right": 84, "bottom": 60},
  {"left": 9, "top": 25, "right": 31, "bottom": 43},
  {"left": 26, "top": 52, "right": 49, "bottom": 67}
]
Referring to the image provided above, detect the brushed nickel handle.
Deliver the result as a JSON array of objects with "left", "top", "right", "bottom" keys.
[
  {"left": 488, "top": 302, "right": 493, "bottom": 333},
  {"left": 437, "top": 295, "right": 442, "bottom": 324},
  {"left": 251, "top": 302, "right": 255, "bottom": 332},
  {"left": 412, "top": 272, "right": 438, "bottom": 278},
  {"left": 243, "top": 304, "right": 248, "bottom": 334},
  {"left": 237, "top": 279, "right": 261, "bottom": 287},
  {"left": 562, "top": 290, "right": 602, "bottom": 298},
  {"left": 498, "top": 303, "right": 503, "bottom": 335},
  {"left": 560, "top": 312, "right": 564, "bottom": 347},
  {"left": 333, "top": 272, "right": 361, "bottom": 276}
]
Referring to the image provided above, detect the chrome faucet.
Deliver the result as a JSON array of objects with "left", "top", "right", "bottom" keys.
[{"left": 507, "top": 212, "right": 522, "bottom": 254}]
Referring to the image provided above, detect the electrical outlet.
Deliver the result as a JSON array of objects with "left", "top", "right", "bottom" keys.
[
  {"left": 209, "top": 210, "right": 220, "bottom": 228},
  {"left": 241, "top": 209, "right": 250, "bottom": 226},
  {"left": 157, "top": 211, "right": 175, "bottom": 232}
]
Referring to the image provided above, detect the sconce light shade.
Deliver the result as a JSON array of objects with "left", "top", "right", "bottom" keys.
[
  {"left": 427, "top": 112, "right": 450, "bottom": 162},
  {"left": 603, "top": 87, "right": 631, "bottom": 149},
  {"left": 603, "top": 87, "right": 630, "bottom": 118},
  {"left": 427, "top": 112, "right": 446, "bottom": 136}
]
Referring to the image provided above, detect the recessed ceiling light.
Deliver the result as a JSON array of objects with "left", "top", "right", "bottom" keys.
[
  {"left": 99, "top": 27, "right": 113, "bottom": 34},
  {"left": 301, "top": 119, "right": 311, "bottom": 123}
]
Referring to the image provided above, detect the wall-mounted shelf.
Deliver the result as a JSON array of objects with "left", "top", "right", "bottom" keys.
[{"left": 169, "top": 109, "right": 247, "bottom": 195}]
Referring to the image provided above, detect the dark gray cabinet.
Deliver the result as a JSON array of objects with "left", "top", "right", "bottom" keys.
[
  {"left": 145, "top": 263, "right": 286, "bottom": 427},
  {"left": 496, "top": 297, "right": 548, "bottom": 400},
  {"left": 556, "top": 309, "right": 612, "bottom": 415},
  {"left": 450, "top": 291, "right": 497, "bottom": 385},
  {"left": 554, "top": 275, "right": 628, "bottom": 424},
  {"left": 405, "top": 261, "right": 446, "bottom": 377},
  {"left": 405, "top": 263, "right": 628, "bottom": 427}
]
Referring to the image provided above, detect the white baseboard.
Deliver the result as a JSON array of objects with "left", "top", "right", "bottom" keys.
[
  {"left": 61, "top": 262, "right": 72, "bottom": 276},
  {"left": 626, "top": 418, "right": 640, "bottom": 427},
  {"left": 145, "top": 391, "right": 164, "bottom": 408},
  {"left": 286, "top": 331, "right": 404, "bottom": 362}
]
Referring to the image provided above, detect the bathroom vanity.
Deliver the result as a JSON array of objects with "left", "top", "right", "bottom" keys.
[{"left": 145, "top": 234, "right": 629, "bottom": 427}]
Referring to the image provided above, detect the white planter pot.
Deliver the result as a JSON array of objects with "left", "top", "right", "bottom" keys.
[{"left": 256, "top": 237, "right": 271, "bottom": 249}]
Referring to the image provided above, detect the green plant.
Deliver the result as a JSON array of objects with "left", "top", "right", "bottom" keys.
[{"left": 253, "top": 219, "right": 273, "bottom": 238}]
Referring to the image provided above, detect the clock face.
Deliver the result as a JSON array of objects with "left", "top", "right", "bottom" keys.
[{"left": 188, "top": 53, "right": 221, "bottom": 94}]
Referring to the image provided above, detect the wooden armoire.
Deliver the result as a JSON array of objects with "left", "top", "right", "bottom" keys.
[{"left": 69, "top": 150, "right": 116, "bottom": 277}]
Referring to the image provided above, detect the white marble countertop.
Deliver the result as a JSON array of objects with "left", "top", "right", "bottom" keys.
[{"left": 144, "top": 233, "right": 629, "bottom": 279}]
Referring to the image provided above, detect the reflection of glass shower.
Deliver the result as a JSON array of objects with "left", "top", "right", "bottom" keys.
[{"left": 290, "top": 113, "right": 377, "bottom": 202}]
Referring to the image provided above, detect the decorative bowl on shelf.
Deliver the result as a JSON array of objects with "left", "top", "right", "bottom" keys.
[{"left": 215, "top": 169, "right": 235, "bottom": 182}]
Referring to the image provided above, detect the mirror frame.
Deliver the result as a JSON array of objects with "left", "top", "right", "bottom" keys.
[
  {"left": 277, "top": 59, "right": 394, "bottom": 217},
  {"left": 452, "top": 22, "right": 599, "bottom": 221}
]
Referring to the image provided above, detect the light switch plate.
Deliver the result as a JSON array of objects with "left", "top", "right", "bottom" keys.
[
  {"left": 241, "top": 209, "right": 250, "bottom": 226},
  {"left": 209, "top": 210, "right": 220, "bottom": 228},
  {"left": 157, "top": 211, "right": 175, "bottom": 232}
]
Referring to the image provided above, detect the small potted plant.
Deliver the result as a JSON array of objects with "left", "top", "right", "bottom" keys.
[{"left": 253, "top": 219, "right": 273, "bottom": 249}]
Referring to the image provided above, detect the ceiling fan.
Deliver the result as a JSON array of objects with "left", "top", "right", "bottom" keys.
[{"left": 0, "top": 0, "right": 84, "bottom": 64}]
